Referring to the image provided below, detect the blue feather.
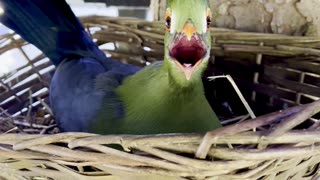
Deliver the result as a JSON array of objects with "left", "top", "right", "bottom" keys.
[
  {"left": 0, "top": 0, "right": 105, "bottom": 65},
  {"left": 0, "top": 0, "right": 140, "bottom": 132}
]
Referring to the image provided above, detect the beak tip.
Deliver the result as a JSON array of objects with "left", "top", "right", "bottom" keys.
[{"left": 184, "top": 71, "right": 192, "bottom": 81}]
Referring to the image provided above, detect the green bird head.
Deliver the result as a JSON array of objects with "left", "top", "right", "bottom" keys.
[{"left": 164, "top": 0, "right": 212, "bottom": 87}]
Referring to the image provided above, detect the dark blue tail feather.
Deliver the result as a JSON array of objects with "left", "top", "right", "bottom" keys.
[
  {"left": 0, "top": 0, "right": 140, "bottom": 132},
  {"left": 0, "top": 0, "right": 106, "bottom": 66}
]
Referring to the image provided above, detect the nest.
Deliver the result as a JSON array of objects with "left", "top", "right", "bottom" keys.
[{"left": 0, "top": 16, "right": 320, "bottom": 179}]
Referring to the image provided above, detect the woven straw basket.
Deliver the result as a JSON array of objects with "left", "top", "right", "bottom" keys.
[{"left": 1, "top": 16, "right": 320, "bottom": 179}]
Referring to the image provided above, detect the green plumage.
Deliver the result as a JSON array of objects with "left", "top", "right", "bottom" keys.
[
  {"left": 93, "top": 0, "right": 221, "bottom": 134},
  {"left": 167, "top": 0, "right": 209, "bottom": 33}
]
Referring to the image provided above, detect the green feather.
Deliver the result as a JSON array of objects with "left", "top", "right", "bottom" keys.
[
  {"left": 93, "top": 0, "right": 221, "bottom": 134},
  {"left": 167, "top": 0, "right": 209, "bottom": 33}
]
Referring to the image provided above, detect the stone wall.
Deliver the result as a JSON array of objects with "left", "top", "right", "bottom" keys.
[{"left": 151, "top": 0, "right": 320, "bottom": 36}]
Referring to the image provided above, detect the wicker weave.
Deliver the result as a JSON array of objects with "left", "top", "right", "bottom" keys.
[{"left": 0, "top": 16, "right": 320, "bottom": 179}]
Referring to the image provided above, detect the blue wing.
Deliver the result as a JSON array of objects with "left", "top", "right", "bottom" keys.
[{"left": 0, "top": 0, "right": 140, "bottom": 132}]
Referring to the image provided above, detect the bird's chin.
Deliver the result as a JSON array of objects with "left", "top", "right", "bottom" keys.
[
  {"left": 168, "top": 34, "right": 208, "bottom": 80},
  {"left": 172, "top": 59, "right": 203, "bottom": 81}
]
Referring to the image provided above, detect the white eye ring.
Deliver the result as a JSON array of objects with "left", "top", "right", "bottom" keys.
[{"left": 170, "top": 12, "right": 176, "bottom": 34}]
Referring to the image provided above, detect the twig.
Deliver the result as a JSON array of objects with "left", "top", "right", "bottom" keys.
[
  {"left": 2, "top": 127, "right": 18, "bottom": 134},
  {"left": 208, "top": 75, "right": 256, "bottom": 119},
  {"left": 0, "top": 107, "right": 11, "bottom": 117},
  {"left": 37, "top": 97, "right": 53, "bottom": 116},
  {"left": 195, "top": 100, "right": 320, "bottom": 159},
  {"left": 13, "top": 120, "right": 51, "bottom": 129},
  {"left": 221, "top": 114, "right": 250, "bottom": 125}
]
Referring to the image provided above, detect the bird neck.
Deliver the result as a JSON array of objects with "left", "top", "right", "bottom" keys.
[
  {"left": 161, "top": 61, "right": 204, "bottom": 96},
  {"left": 114, "top": 61, "right": 217, "bottom": 134},
  {"left": 117, "top": 61, "right": 206, "bottom": 109}
]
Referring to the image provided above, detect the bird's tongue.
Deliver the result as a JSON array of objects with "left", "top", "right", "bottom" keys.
[
  {"left": 169, "top": 35, "right": 206, "bottom": 80},
  {"left": 183, "top": 63, "right": 193, "bottom": 77}
]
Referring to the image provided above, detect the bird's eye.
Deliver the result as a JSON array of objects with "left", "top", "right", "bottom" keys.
[
  {"left": 206, "top": 16, "right": 211, "bottom": 28},
  {"left": 165, "top": 8, "right": 171, "bottom": 31},
  {"left": 206, "top": 8, "right": 212, "bottom": 29},
  {"left": 165, "top": 16, "right": 171, "bottom": 31}
]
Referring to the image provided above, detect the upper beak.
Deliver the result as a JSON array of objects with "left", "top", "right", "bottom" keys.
[{"left": 182, "top": 23, "right": 197, "bottom": 41}]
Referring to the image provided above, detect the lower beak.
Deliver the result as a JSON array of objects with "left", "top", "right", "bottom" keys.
[{"left": 174, "top": 60, "right": 202, "bottom": 80}]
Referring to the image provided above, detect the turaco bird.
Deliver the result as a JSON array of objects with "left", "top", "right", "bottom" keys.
[{"left": 0, "top": 0, "right": 221, "bottom": 134}]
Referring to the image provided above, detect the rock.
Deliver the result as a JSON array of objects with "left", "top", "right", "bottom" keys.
[
  {"left": 151, "top": 0, "right": 320, "bottom": 36},
  {"left": 297, "top": 0, "right": 320, "bottom": 36},
  {"left": 216, "top": 15, "right": 235, "bottom": 29},
  {"left": 271, "top": 1, "right": 307, "bottom": 35},
  {"left": 229, "top": 1, "right": 272, "bottom": 33}
]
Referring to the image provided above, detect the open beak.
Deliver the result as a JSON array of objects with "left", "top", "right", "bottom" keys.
[{"left": 169, "top": 23, "right": 207, "bottom": 80}]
